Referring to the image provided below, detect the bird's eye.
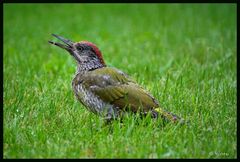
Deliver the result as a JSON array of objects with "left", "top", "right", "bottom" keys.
[{"left": 77, "top": 46, "right": 83, "bottom": 51}]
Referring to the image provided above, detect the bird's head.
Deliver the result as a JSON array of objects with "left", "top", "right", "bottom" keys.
[{"left": 49, "top": 34, "right": 105, "bottom": 70}]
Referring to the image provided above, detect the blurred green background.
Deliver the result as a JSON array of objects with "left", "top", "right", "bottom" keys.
[{"left": 4, "top": 4, "right": 236, "bottom": 158}]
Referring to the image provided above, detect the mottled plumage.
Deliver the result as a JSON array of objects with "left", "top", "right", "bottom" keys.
[
  {"left": 49, "top": 34, "right": 183, "bottom": 123},
  {"left": 72, "top": 67, "right": 160, "bottom": 119}
]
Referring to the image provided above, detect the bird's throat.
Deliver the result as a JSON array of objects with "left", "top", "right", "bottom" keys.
[{"left": 77, "top": 60, "right": 106, "bottom": 73}]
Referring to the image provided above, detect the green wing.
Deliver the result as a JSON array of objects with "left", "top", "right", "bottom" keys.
[{"left": 81, "top": 67, "right": 159, "bottom": 112}]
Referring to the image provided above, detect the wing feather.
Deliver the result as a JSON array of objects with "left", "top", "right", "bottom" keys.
[{"left": 81, "top": 67, "right": 159, "bottom": 112}]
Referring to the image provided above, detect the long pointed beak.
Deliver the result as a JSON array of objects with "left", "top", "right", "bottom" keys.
[{"left": 48, "top": 34, "right": 74, "bottom": 51}]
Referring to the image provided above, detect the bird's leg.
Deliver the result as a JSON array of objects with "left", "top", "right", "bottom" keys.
[
  {"left": 103, "top": 115, "right": 114, "bottom": 124},
  {"left": 102, "top": 106, "right": 119, "bottom": 124}
]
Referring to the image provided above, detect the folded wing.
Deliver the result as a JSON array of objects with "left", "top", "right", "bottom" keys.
[{"left": 81, "top": 67, "right": 159, "bottom": 112}]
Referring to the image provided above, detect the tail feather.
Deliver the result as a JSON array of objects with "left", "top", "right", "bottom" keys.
[{"left": 152, "top": 107, "right": 184, "bottom": 123}]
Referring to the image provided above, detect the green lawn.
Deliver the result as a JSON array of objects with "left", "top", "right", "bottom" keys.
[{"left": 3, "top": 4, "right": 237, "bottom": 158}]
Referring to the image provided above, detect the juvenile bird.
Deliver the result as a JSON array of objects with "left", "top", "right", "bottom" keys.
[{"left": 49, "top": 34, "right": 182, "bottom": 123}]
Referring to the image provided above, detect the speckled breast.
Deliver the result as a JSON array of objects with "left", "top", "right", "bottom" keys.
[{"left": 72, "top": 74, "right": 117, "bottom": 118}]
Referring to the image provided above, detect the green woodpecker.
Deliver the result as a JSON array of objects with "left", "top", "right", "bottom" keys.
[{"left": 49, "top": 34, "right": 183, "bottom": 123}]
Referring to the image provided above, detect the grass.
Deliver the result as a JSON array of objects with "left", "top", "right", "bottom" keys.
[{"left": 3, "top": 4, "right": 237, "bottom": 158}]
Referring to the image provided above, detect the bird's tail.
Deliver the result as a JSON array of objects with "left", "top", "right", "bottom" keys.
[{"left": 151, "top": 107, "right": 184, "bottom": 123}]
